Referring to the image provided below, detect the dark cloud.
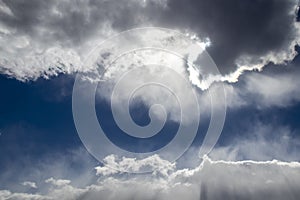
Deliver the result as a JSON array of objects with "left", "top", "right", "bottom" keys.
[
  {"left": 0, "top": 0, "right": 298, "bottom": 78},
  {"left": 159, "top": 0, "right": 299, "bottom": 73},
  {"left": 0, "top": 0, "right": 163, "bottom": 46}
]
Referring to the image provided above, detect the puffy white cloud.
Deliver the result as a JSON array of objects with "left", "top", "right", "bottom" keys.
[{"left": 95, "top": 154, "right": 175, "bottom": 176}]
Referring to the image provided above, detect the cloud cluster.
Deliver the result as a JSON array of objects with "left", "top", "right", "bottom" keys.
[
  {"left": 1, "top": 1, "right": 300, "bottom": 199},
  {"left": 0, "top": 0, "right": 298, "bottom": 86},
  {"left": 161, "top": 0, "right": 300, "bottom": 75},
  {"left": 0, "top": 0, "right": 166, "bottom": 80},
  {"left": 1, "top": 118, "right": 300, "bottom": 200},
  {"left": 1, "top": 154, "right": 300, "bottom": 200}
]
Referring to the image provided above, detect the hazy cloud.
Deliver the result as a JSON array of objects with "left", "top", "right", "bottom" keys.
[
  {"left": 1, "top": 155, "right": 300, "bottom": 200},
  {"left": 210, "top": 122, "right": 300, "bottom": 161},
  {"left": 22, "top": 181, "right": 37, "bottom": 189}
]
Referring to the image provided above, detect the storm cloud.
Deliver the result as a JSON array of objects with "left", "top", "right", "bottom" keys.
[{"left": 0, "top": 0, "right": 299, "bottom": 83}]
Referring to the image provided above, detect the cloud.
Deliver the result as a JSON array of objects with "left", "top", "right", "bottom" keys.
[
  {"left": 0, "top": 0, "right": 298, "bottom": 88},
  {"left": 95, "top": 154, "right": 175, "bottom": 176},
  {"left": 0, "top": 125, "right": 299, "bottom": 200},
  {"left": 242, "top": 71, "right": 300, "bottom": 107},
  {"left": 161, "top": 0, "right": 300, "bottom": 75},
  {"left": 0, "top": 0, "right": 166, "bottom": 81},
  {"left": 0, "top": 190, "right": 48, "bottom": 200},
  {"left": 1, "top": 155, "right": 300, "bottom": 200},
  {"left": 45, "top": 178, "right": 71, "bottom": 187},
  {"left": 1, "top": 1, "right": 300, "bottom": 198},
  {"left": 210, "top": 122, "right": 300, "bottom": 162},
  {"left": 22, "top": 181, "right": 37, "bottom": 189},
  {"left": 223, "top": 65, "right": 300, "bottom": 109}
]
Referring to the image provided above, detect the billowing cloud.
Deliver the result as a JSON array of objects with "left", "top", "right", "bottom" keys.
[
  {"left": 95, "top": 154, "right": 175, "bottom": 176},
  {"left": 1, "top": 154, "right": 300, "bottom": 200},
  {"left": 161, "top": 0, "right": 300, "bottom": 76},
  {"left": 0, "top": 0, "right": 299, "bottom": 87},
  {"left": 0, "top": 0, "right": 167, "bottom": 80},
  {"left": 1, "top": 121, "right": 299, "bottom": 200}
]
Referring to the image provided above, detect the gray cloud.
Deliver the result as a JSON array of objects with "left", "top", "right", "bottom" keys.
[
  {"left": 1, "top": 154, "right": 300, "bottom": 200},
  {"left": 0, "top": 0, "right": 298, "bottom": 82},
  {"left": 167, "top": 0, "right": 299, "bottom": 71},
  {"left": 222, "top": 63, "right": 300, "bottom": 109},
  {"left": 0, "top": 0, "right": 166, "bottom": 80},
  {"left": 0, "top": 0, "right": 160, "bottom": 46}
]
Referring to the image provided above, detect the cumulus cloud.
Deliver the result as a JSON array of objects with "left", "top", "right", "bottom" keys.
[
  {"left": 1, "top": 1, "right": 300, "bottom": 199},
  {"left": 1, "top": 126, "right": 299, "bottom": 200},
  {"left": 95, "top": 154, "right": 175, "bottom": 176},
  {"left": 161, "top": 0, "right": 300, "bottom": 75},
  {"left": 0, "top": 0, "right": 298, "bottom": 87},
  {"left": 1, "top": 155, "right": 300, "bottom": 200},
  {"left": 0, "top": 0, "right": 167, "bottom": 80}
]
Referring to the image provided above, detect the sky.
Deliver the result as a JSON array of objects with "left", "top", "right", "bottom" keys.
[{"left": 0, "top": 0, "right": 300, "bottom": 199}]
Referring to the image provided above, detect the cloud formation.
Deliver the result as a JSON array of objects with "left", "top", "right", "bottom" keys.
[
  {"left": 210, "top": 122, "right": 300, "bottom": 162},
  {"left": 0, "top": 0, "right": 298, "bottom": 86},
  {"left": 223, "top": 64, "right": 300, "bottom": 109},
  {"left": 1, "top": 120, "right": 300, "bottom": 200},
  {"left": 1, "top": 155, "right": 300, "bottom": 200},
  {"left": 161, "top": 0, "right": 300, "bottom": 73},
  {"left": 22, "top": 181, "right": 37, "bottom": 189},
  {"left": 1, "top": 1, "right": 300, "bottom": 199}
]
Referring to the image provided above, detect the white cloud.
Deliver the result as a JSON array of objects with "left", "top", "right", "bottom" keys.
[
  {"left": 95, "top": 154, "right": 175, "bottom": 176},
  {"left": 22, "top": 181, "right": 37, "bottom": 189},
  {"left": 223, "top": 69, "right": 300, "bottom": 109},
  {"left": 1, "top": 155, "right": 300, "bottom": 200},
  {"left": 0, "top": 190, "right": 48, "bottom": 200},
  {"left": 210, "top": 122, "right": 300, "bottom": 162},
  {"left": 45, "top": 178, "right": 71, "bottom": 187},
  {"left": 243, "top": 71, "right": 300, "bottom": 107},
  {"left": 0, "top": 128, "right": 299, "bottom": 200}
]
